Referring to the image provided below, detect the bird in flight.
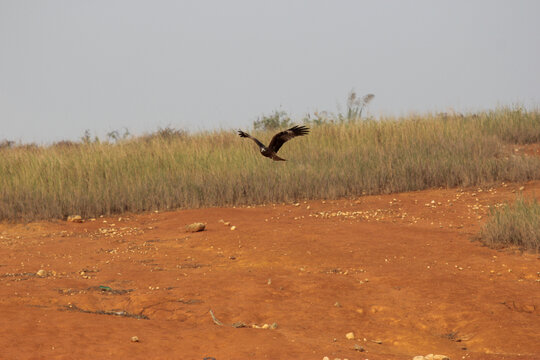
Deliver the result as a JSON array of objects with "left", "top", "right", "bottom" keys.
[{"left": 238, "top": 125, "right": 310, "bottom": 161}]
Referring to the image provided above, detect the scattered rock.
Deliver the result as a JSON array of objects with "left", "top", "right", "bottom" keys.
[
  {"left": 323, "top": 357, "right": 330, "bottom": 360},
  {"left": 345, "top": 332, "right": 355, "bottom": 340},
  {"left": 334, "top": 301, "right": 342, "bottom": 307},
  {"left": 185, "top": 223, "right": 205, "bottom": 232},
  {"left": 230, "top": 225, "right": 236, "bottom": 231},
  {"left": 130, "top": 336, "right": 139, "bottom": 342},
  {"left": 353, "top": 344, "right": 365, "bottom": 352},
  {"left": 67, "top": 215, "right": 83, "bottom": 223},
  {"left": 36, "top": 269, "right": 47, "bottom": 277}
]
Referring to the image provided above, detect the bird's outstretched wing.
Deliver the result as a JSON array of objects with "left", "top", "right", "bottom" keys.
[
  {"left": 238, "top": 130, "right": 265, "bottom": 149},
  {"left": 268, "top": 125, "right": 309, "bottom": 153}
]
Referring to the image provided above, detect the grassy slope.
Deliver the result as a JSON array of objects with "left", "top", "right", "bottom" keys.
[{"left": 1, "top": 108, "right": 539, "bottom": 221}]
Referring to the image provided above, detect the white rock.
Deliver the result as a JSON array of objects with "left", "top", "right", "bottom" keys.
[{"left": 345, "top": 332, "right": 355, "bottom": 340}]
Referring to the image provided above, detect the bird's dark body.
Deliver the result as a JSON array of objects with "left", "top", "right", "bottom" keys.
[{"left": 238, "top": 125, "right": 309, "bottom": 161}]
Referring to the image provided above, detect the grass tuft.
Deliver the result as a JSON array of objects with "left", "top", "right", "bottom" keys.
[{"left": 477, "top": 196, "right": 540, "bottom": 252}]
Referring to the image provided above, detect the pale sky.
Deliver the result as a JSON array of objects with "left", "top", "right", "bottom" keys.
[{"left": 1, "top": 0, "right": 539, "bottom": 143}]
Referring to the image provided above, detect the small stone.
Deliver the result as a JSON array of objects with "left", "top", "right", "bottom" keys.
[
  {"left": 131, "top": 336, "right": 139, "bottom": 342},
  {"left": 67, "top": 215, "right": 83, "bottom": 223},
  {"left": 345, "top": 332, "right": 355, "bottom": 340},
  {"left": 36, "top": 269, "right": 47, "bottom": 277},
  {"left": 323, "top": 357, "right": 330, "bottom": 360},
  {"left": 270, "top": 322, "right": 278, "bottom": 329},
  {"left": 230, "top": 226, "right": 236, "bottom": 231},
  {"left": 412, "top": 356, "right": 425, "bottom": 360},
  {"left": 433, "top": 355, "right": 450, "bottom": 360},
  {"left": 262, "top": 323, "right": 270, "bottom": 329},
  {"left": 185, "top": 222, "right": 205, "bottom": 232},
  {"left": 334, "top": 301, "right": 342, "bottom": 307},
  {"left": 353, "top": 344, "right": 365, "bottom": 352}
]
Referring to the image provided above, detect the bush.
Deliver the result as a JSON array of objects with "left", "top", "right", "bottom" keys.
[
  {"left": 253, "top": 110, "right": 291, "bottom": 131},
  {"left": 477, "top": 196, "right": 540, "bottom": 252}
]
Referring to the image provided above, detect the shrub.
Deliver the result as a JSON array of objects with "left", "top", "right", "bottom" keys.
[{"left": 253, "top": 110, "right": 291, "bottom": 131}]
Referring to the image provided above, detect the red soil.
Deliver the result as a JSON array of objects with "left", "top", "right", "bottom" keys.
[{"left": 1, "top": 181, "right": 539, "bottom": 360}]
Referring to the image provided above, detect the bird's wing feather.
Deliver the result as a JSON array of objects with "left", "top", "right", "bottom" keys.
[
  {"left": 268, "top": 125, "right": 309, "bottom": 153},
  {"left": 238, "top": 130, "right": 265, "bottom": 149}
]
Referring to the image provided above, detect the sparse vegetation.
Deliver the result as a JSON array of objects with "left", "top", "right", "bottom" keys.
[
  {"left": 1, "top": 107, "right": 539, "bottom": 221},
  {"left": 478, "top": 196, "right": 540, "bottom": 252}
]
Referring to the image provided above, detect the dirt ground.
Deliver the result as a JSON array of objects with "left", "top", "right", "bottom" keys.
[{"left": 1, "top": 180, "right": 539, "bottom": 360}]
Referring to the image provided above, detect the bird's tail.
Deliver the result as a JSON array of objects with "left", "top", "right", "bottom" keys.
[{"left": 271, "top": 154, "right": 287, "bottom": 161}]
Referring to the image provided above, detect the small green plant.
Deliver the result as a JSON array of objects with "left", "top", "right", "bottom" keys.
[{"left": 478, "top": 196, "right": 540, "bottom": 252}]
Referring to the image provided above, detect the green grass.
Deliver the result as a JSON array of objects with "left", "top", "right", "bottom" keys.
[
  {"left": 478, "top": 196, "right": 540, "bottom": 252},
  {"left": 1, "top": 107, "right": 540, "bottom": 221}
]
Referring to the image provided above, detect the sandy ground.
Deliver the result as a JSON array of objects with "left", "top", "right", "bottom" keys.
[{"left": 1, "top": 180, "right": 539, "bottom": 360}]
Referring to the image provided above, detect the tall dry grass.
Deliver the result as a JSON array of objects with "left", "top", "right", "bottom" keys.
[{"left": 1, "top": 107, "right": 539, "bottom": 221}]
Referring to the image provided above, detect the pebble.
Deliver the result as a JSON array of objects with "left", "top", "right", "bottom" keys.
[
  {"left": 230, "top": 226, "right": 236, "bottom": 231},
  {"left": 36, "top": 269, "right": 47, "bottom": 277},
  {"left": 345, "top": 332, "right": 355, "bottom": 340},
  {"left": 130, "top": 336, "right": 139, "bottom": 342}
]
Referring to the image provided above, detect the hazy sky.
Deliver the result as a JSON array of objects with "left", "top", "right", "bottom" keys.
[{"left": 1, "top": 0, "right": 539, "bottom": 143}]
